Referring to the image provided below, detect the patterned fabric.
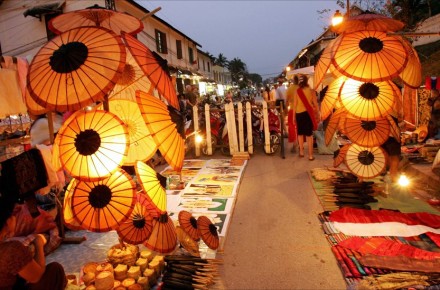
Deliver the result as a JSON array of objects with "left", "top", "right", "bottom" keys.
[
  {"left": 329, "top": 208, "right": 440, "bottom": 229},
  {"left": 0, "top": 148, "right": 48, "bottom": 201},
  {"left": 425, "top": 76, "right": 440, "bottom": 90},
  {"left": 339, "top": 237, "right": 440, "bottom": 260},
  {"left": 0, "top": 240, "right": 32, "bottom": 289},
  {"left": 360, "top": 253, "right": 440, "bottom": 273}
]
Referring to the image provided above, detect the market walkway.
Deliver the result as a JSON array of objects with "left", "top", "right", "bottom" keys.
[{"left": 215, "top": 147, "right": 347, "bottom": 289}]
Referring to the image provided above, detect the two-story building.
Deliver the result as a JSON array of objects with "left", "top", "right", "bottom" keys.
[{"left": 0, "top": 0, "right": 230, "bottom": 95}]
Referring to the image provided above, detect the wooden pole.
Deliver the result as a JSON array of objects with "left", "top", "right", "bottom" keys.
[
  {"left": 237, "top": 102, "right": 244, "bottom": 152},
  {"left": 205, "top": 104, "right": 212, "bottom": 155},
  {"left": 47, "top": 112, "right": 55, "bottom": 144},
  {"left": 194, "top": 106, "right": 200, "bottom": 157},
  {"left": 246, "top": 102, "right": 253, "bottom": 154},
  {"left": 140, "top": 7, "right": 162, "bottom": 20},
  {"left": 263, "top": 101, "right": 270, "bottom": 153}
]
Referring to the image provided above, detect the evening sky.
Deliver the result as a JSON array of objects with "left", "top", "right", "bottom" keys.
[{"left": 140, "top": 0, "right": 341, "bottom": 79}]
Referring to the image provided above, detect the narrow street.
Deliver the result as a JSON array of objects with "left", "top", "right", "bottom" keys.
[{"left": 212, "top": 146, "right": 347, "bottom": 289}]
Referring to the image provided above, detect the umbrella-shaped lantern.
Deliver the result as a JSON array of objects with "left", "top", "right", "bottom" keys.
[
  {"left": 70, "top": 169, "right": 136, "bottom": 232},
  {"left": 122, "top": 32, "right": 179, "bottom": 110},
  {"left": 345, "top": 144, "right": 386, "bottom": 179},
  {"left": 320, "top": 76, "right": 346, "bottom": 121},
  {"left": 398, "top": 38, "right": 422, "bottom": 88},
  {"left": 314, "top": 36, "right": 343, "bottom": 91},
  {"left": 331, "top": 11, "right": 405, "bottom": 34},
  {"left": 178, "top": 210, "right": 200, "bottom": 241},
  {"left": 25, "top": 88, "right": 48, "bottom": 116},
  {"left": 62, "top": 178, "right": 84, "bottom": 230},
  {"left": 57, "top": 109, "right": 129, "bottom": 182},
  {"left": 27, "top": 26, "right": 126, "bottom": 112},
  {"left": 343, "top": 116, "right": 390, "bottom": 147},
  {"left": 333, "top": 144, "right": 350, "bottom": 168},
  {"left": 339, "top": 79, "right": 399, "bottom": 121},
  {"left": 197, "top": 215, "right": 219, "bottom": 250},
  {"left": 135, "top": 161, "right": 168, "bottom": 217},
  {"left": 332, "top": 30, "right": 408, "bottom": 83},
  {"left": 176, "top": 226, "right": 200, "bottom": 257},
  {"left": 136, "top": 90, "right": 185, "bottom": 172},
  {"left": 107, "top": 44, "right": 153, "bottom": 102},
  {"left": 144, "top": 212, "right": 177, "bottom": 254},
  {"left": 116, "top": 193, "right": 154, "bottom": 245},
  {"left": 48, "top": 4, "right": 144, "bottom": 36},
  {"left": 325, "top": 108, "right": 348, "bottom": 146},
  {"left": 97, "top": 99, "right": 157, "bottom": 166}
]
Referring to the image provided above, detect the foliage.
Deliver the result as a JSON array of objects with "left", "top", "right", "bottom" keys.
[
  {"left": 385, "top": 0, "right": 440, "bottom": 29},
  {"left": 212, "top": 53, "right": 262, "bottom": 88},
  {"left": 227, "top": 57, "right": 248, "bottom": 88},
  {"left": 318, "top": 0, "right": 440, "bottom": 29},
  {"left": 213, "top": 53, "right": 228, "bottom": 67},
  {"left": 248, "top": 73, "right": 263, "bottom": 87}
]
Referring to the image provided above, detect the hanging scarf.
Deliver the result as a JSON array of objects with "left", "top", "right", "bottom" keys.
[{"left": 296, "top": 87, "right": 318, "bottom": 130}]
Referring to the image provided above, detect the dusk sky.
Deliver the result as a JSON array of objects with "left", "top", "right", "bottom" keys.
[
  {"left": 137, "top": 0, "right": 340, "bottom": 79},
  {"left": 140, "top": 0, "right": 341, "bottom": 79}
]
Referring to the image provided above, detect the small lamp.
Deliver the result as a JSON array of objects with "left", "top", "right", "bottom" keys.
[
  {"left": 397, "top": 173, "right": 410, "bottom": 187},
  {"left": 332, "top": 10, "right": 344, "bottom": 27},
  {"left": 195, "top": 133, "right": 203, "bottom": 144}
]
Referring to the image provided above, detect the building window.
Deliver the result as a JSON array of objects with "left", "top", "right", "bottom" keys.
[
  {"left": 155, "top": 29, "right": 168, "bottom": 54},
  {"left": 176, "top": 40, "right": 182, "bottom": 59},
  {"left": 203, "top": 59, "right": 205, "bottom": 71},
  {"left": 207, "top": 62, "right": 211, "bottom": 72},
  {"left": 188, "top": 47, "right": 194, "bottom": 64}
]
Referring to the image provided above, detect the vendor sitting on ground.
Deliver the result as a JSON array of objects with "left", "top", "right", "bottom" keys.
[{"left": 0, "top": 193, "right": 67, "bottom": 290}]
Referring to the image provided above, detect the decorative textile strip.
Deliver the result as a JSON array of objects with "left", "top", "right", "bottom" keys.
[
  {"left": 329, "top": 208, "right": 440, "bottom": 228},
  {"left": 339, "top": 237, "right": 440, "bottom": 260},
  {"left": 332, "top": 221, "right": 440, "bottom": 237}
]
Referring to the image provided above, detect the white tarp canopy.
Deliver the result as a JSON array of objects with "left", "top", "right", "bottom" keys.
[
  {"left": 286, "top": 66, "right": 315, "bottom": 88},
  {"left": 287, "top": 65, "right": 336, "bottom": 92}
]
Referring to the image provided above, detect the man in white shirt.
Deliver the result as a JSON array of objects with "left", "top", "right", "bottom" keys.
[
  {"left": 275, "top": 78, "right": 288, "bottom": 135},
  {"left": 275, "top": 78, "right": 287, "bottom": 109}
]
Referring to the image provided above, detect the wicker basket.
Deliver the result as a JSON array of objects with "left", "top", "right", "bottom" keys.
[{"left": 107, "top": 243, "right": 139, "bottom": 266}]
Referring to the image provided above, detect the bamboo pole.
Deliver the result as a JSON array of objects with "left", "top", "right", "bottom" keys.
[
  {"left": 237, "top": 102, "right": 244, "bottom": 152},
  {"left": 262, "top": 101, "right": 270, "bottom": 153},
  {"left": 205, "top": 103, "right": 212, "bottom": 155},
  {"left": 246, "top": 102, "right": 253, "bottom": 154},
  {"left": 194, "top": 105, "right": 200, "bottom": 157},
  {"left": 229, "top": 103, "right": 239, "bottom": 153}
]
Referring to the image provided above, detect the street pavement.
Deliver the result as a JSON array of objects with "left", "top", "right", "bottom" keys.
[{"left": 204, "top": 140, "right": 348, "bottom": 289}]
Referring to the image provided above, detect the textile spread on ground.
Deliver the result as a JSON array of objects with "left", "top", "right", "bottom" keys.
[{"left": 310, "top": 169, "right": 440, "bottom": 289}]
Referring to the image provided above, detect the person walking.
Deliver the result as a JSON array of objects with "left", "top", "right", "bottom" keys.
[
  {"left": 292, "top": 74, "right": 319, "bottom": 160},
  {"left": 286, "top": 75, "right": 299, "bottom": 152},
  {"left": 269, "top": 84, "right": 277, "bottom": 107},
  {"left": 275, "top": 78, "right": 288, "bottom": 137},
  {"left": 262, "top": 85, "right": 270, "bottom": 103}
]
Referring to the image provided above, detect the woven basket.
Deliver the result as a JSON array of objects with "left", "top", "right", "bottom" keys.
[{"left": 107, "top": 243, "right": 139, "bottom": 266}]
